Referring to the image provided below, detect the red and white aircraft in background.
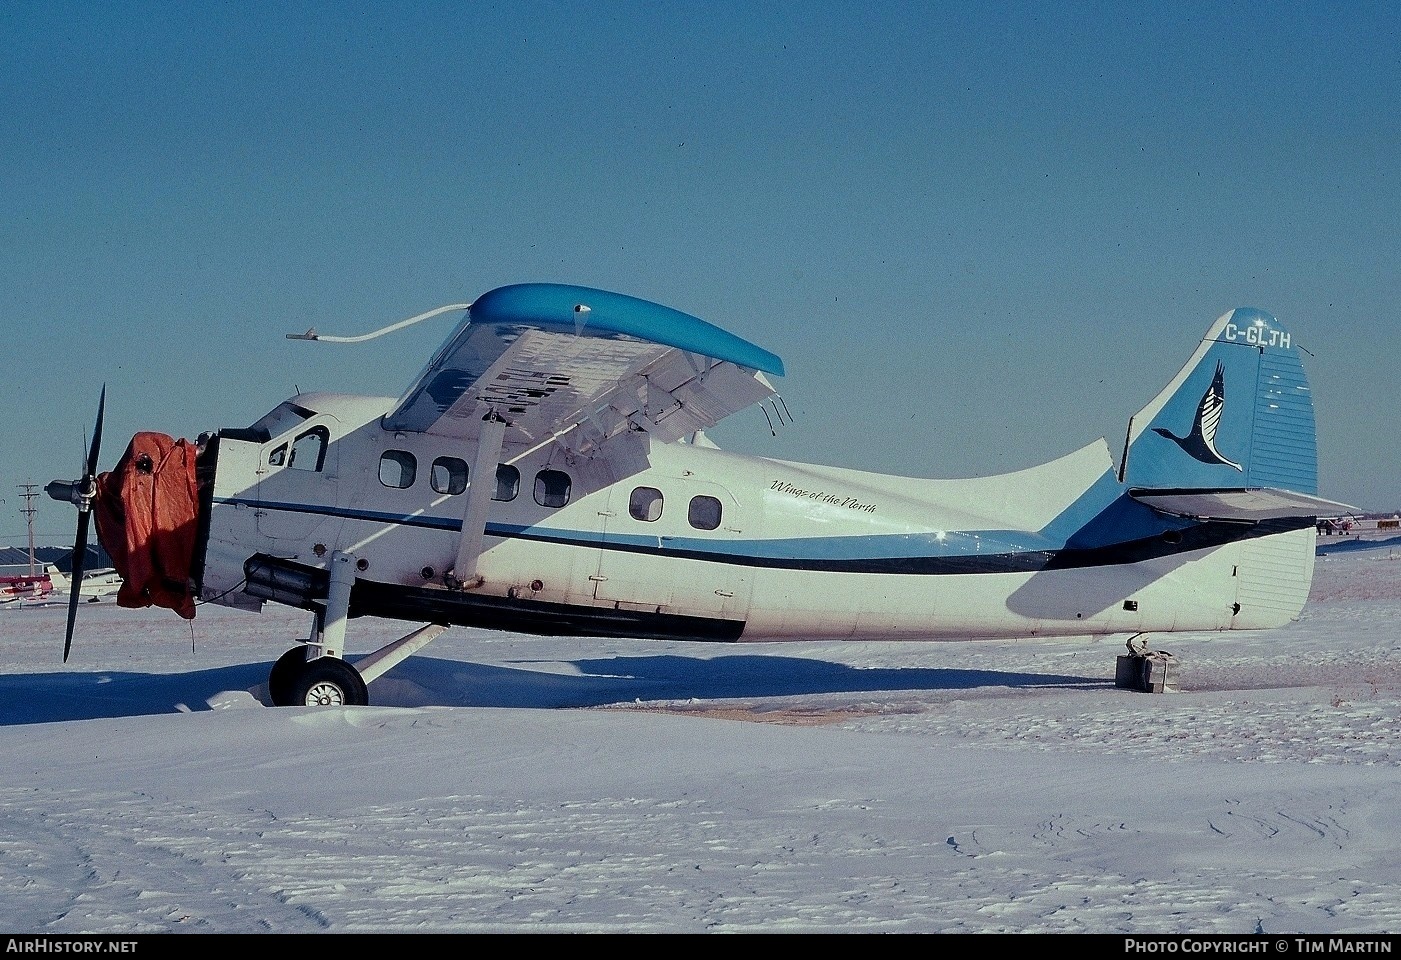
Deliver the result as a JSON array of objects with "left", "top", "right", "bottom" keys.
[
  {"left": 0, "top": 569, "right": 56, "bottom": 606},
  {"left": 0, "top": 565, "right": 122, "bottom": 608}
]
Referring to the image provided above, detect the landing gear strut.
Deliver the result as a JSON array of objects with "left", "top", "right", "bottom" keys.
[
  {"left": 265, "top": 551, "right": 448, "bottom": 707},
  {"left": 266, "top": 552, "right": 370, "bottom": 706},
  {"left": 1115, "top": 633, "right": 1180, "bottom": 694}
]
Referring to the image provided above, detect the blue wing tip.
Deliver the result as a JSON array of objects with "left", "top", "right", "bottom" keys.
[{"left": 475, "top": 283, "right": 785, "bottom": 377}]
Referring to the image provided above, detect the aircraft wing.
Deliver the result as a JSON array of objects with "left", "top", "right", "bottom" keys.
[
  {"left": 382, "top": 284, "right": 785, "bottom": 453},
  {"left": 1129, "top": 487, "right": 1357, "bottom": 522}
]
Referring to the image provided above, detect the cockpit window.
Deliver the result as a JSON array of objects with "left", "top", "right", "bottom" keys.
[
  {"left": 289, "top": 426, "right": 329, "bottom": 472},
  {"left": 246, "top": 401, "right": 314, "bottom": 439}
]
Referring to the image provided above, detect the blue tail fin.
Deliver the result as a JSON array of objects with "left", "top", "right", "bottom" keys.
[{"left": 1119, "top": 308, "right": 1350, "bottom": 519}]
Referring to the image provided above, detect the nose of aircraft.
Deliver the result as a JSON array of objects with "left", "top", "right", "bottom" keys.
[
  {"left": 48, "top": 393, "right": 207, "bottom": 658},
  {"left": 44, "top": 479, "right": 81, "bottom": 506},
  {"left": 47, "top": 385, "right": 106, "bottom": 662}
]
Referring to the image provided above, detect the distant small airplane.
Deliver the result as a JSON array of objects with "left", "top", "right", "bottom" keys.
[
  {"left": 0, "top": 565, "right": 121, "bottom": 608},
  {"left": 46, "top": 566, "right": 122, "bottom": 604},
  {"left": 0, "top": 570, "right": 55, "bottom": 607},
  {"left": 46, "top": 284, "right": 1353, "bottom": 704}
]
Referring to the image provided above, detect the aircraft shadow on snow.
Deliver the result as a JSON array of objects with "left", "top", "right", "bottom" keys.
[{"left": 0, "top": 652, "right": 1108, "bottom": 725}]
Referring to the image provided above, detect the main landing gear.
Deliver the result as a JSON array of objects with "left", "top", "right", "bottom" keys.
[
  {"left": 266, "top": 551, "right": 447, "bottom": 707},
  {"left": 269, "top": 647, "right": 367, "bottom": 706}
]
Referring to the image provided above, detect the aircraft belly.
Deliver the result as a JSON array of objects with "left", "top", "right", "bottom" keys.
[
  {"left": 1126, "top": 547, "right": 1239, "bottom": 632},
  {"left": 741, "top": 545, "right": 1249, "bottom": 641},
  {"left": 469, "top": 536, "right": 593, "bottom": 607},
  {"left": 742, "top": 568, "right": 1044, "bottom": 640},
  {"left": 347, "top": 574, "right": 746, "bottom": 642}
]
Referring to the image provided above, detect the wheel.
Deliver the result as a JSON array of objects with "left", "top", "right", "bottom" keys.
[
  {"left": 288, "top": 656, "right": 369, "bottom": 707},
  {"left": 268, "top": 646, "right": 310, "bottom": 707}
]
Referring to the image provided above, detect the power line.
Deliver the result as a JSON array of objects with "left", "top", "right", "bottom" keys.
[{"left": 17, "top": 483, "right": 40, "bottom": 576}]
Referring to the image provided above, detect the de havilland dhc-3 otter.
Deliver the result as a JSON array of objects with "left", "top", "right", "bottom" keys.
[{"left": 45, "top": 283, "right": 1353, "bottom": 705}]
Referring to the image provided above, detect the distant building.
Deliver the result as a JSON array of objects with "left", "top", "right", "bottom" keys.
[{"left": 0, "top": 545, "right": 112, "bottom": 577}]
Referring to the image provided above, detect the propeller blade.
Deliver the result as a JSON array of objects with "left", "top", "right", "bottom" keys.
[
  {"left": 63, "top": 384, "right": 106, "bottom": 664},
  {"left": 63, "top": 511, "right": 90, "bottom": 663},
  {"left": 88, "top": 385, "right": 105, "bottom": 478}
]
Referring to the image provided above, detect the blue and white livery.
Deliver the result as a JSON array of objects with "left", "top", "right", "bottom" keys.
[{"left": 47, "top": 285, "right": 1353, "bottom": 705}]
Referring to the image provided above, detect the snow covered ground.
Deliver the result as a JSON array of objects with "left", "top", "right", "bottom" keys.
[{"left": 0, "top": 536, "right": 1398, "bottom": 934}]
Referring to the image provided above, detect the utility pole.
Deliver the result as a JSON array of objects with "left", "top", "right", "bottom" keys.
[{"left": 17, "top": 483, "right": 39, "bottom": 577}]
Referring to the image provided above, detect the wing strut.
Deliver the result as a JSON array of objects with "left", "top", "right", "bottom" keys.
[{"left": 449, "top": 412, "right": 509, "bottom": 589}]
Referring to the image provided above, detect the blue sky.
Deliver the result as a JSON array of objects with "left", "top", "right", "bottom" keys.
[{"left": 3, "top": 0, "right": 1398, "bottom": 549}]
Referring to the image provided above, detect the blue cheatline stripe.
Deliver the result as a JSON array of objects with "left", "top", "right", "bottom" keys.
[{"left": 218, "top": 497, "right": 1304, "bottom": 576}]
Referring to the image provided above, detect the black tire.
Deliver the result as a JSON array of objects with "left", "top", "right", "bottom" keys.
[
  {"left": 268, "top": 646, "right": 310, "bottom": 706},
  {"left": 288, "top": 656, "right": 369, "bottom": 707}
]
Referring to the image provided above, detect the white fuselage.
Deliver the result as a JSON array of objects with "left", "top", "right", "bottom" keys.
[{"left": 198, "top": 392, "right": 1315, "bottom": 644}]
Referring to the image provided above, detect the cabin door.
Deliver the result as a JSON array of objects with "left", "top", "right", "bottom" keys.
[
  {"left": 255, "top": 418, "right": 342, "bottom": 542},
  {"left": 594, "top": 478, "right": 753, "bottom": 620}
]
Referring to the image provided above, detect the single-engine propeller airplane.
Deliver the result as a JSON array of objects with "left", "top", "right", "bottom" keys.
[{"left": 47, "top": 284, "right": 1353, "bottom": 705}]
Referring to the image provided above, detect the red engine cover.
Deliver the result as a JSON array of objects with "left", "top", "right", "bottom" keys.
[{"left": 94, "top": 431, "right": 199, "bottom": 620}]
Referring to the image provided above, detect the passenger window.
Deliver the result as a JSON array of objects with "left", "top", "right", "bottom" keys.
[
  {"left": 431, "top": 457, "right": 468, "bottom": 495},
  {"left": 379, "top": 450, "right": 417, "bottom": 489},
  {"left": 493, "top": 464, "right": 520, "bottom": 502},
  {"left": 289, "top": 426, "right": 329, "bottom": 472},
  {"left": 689, "top": 495, "right": 721, "bottom": 530},
  {"left": 534, "top": 469, "right": 572, "bottom": 508},
  {"left": 267, "top": 444, "right": 288, "bottom": 468},
  {"left": 629, "top": 486, "right": 663, "bottom": 522}
]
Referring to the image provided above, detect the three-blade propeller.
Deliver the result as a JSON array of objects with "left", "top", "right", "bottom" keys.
[{"left": 47, "top": 386, "right": 105, "bottom": 663}]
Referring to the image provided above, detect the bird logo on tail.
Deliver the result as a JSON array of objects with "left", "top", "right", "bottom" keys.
[{"left": 1153, "top": 360, "right": 1243, "bottom": 471}]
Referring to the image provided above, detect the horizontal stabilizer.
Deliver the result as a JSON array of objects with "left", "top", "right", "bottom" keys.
[{"left": 1129, "top": 487, "right": 1358, "bottom": 522}]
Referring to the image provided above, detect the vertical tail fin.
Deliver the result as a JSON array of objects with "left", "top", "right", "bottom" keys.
[
  {"left": 1120, "top": 308, "right": 1321, "bottom": 496},
  {"left": 1117, "top": 308, "right": 1351, "bottom": 630},
  {"left": 45, "top": 565, "right": 70, "bottom": 594}
]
